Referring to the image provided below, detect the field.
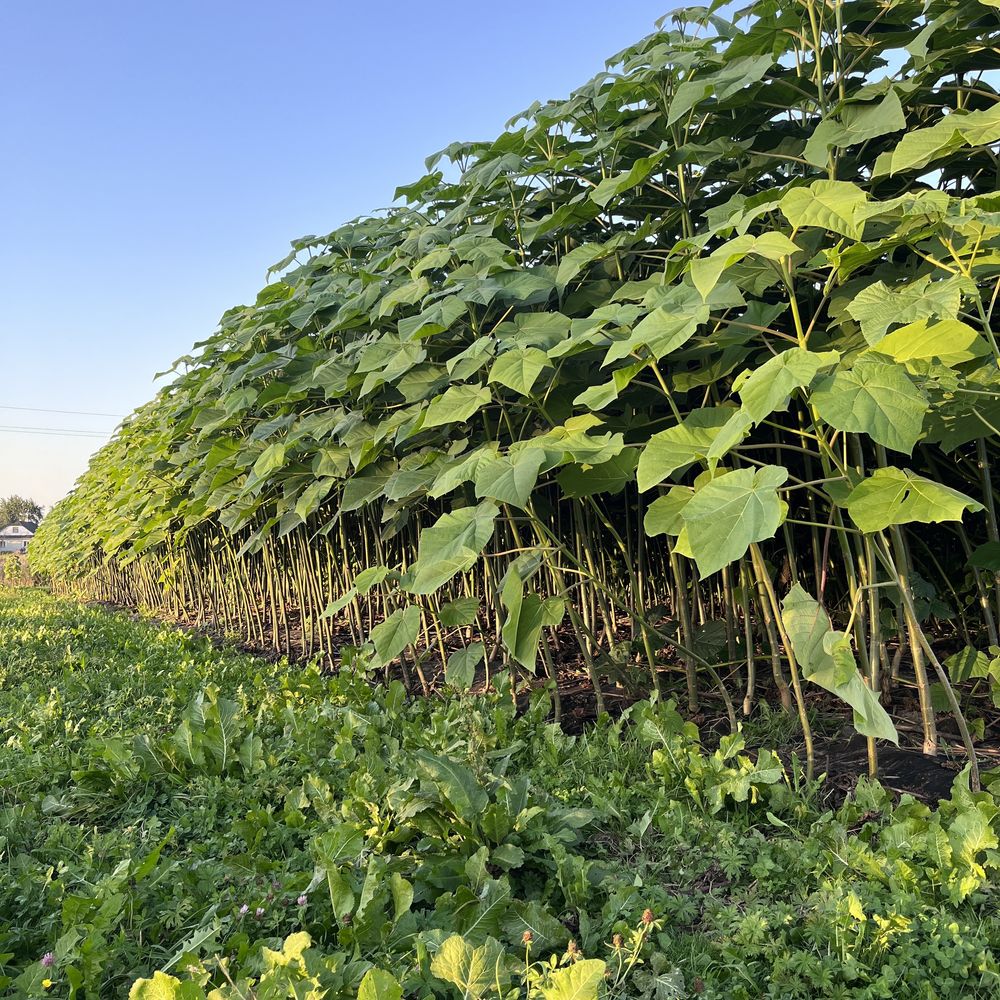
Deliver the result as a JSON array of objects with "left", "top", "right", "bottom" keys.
[
  {"left": 16, "top": 0, "right": 1000, "bottom": 996},
  {"left": 1, "top": 588, "right": 999, "bottom": 998}
]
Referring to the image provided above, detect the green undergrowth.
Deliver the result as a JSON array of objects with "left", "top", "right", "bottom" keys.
[{"left": 2, "top": 590, "right": 1000, "bottom": 999}]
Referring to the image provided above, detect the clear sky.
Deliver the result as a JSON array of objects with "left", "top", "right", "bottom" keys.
[{"left": 1, "top": 1, "right": 669, "bottom": 511}]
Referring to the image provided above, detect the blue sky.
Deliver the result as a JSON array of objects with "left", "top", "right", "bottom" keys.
[{"left": 1, "top": 1, "right": 669, "bottom": 509}]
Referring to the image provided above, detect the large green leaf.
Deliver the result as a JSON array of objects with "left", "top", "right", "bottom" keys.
[
  {"left": 734, "top": 348, "right": 839, "bottom": 423},
  {"left": 845, "top": 275, "right": 964, "bottom": 346},
  {"left": 488, "top": 348, "right": 552, "bottom": 395},
  {"left": 404, "top": 502, "right": 499, "bottom": 594},
  {"left": 500, "top": 561, "right": 565, "bottom": 671},
  {"left": 429, "top": 934, "right": 505, "bottom": 1000},
  {"left": 810, "top": 355, "right": 927, "bottom": 454},
  {"left": 781, "top": 585, "right": 898, "bottom": 743},
  {"left": 424, "top": 383, "right": 491, "bottom": 429},
  {"left": 573, "top": 360, "right": 647, "bottom": 410},
  {"left": 637, "top": 407, "right": 737, "bottom": 491},
  {"left": 556, "top": 449, "right": 638, "bottom": 498},
  {"left": 667, "top": 55, "right": 773, "bottom": 125},
  {"left": 804, "top": 90, "right": 906, "bottom": 167},
  {"left": 474, "top": 449, "right": 546, "bottom": 508},
  {"left": 603, "top": 298, "right": 708, "bottom": 365},
  {"left": 643, "top": 486, "right": 693, "bottom": 539},
  {"left": 446, "top": 643, "right": 484, "bottom": 690},
  {"left": 539, "top": 959, "right": 607, "bottom": 1000},
  {"left": 690, "top": 232, "right": 799, "bottom": 300},
  {"left": 439, "top": 596, "right": 480, "bottom": 627},
  {"left": 877, "top": 103, "right": 1000, "bottom": 175},
  {"left": 680, "top": 466, "right": 788, "bottom": 577},
  {"left": 357, "top": 969, "right": 403, "bottom": 1000},
  {"left": 780, "top": 180, "right": 868, "bottom": 240},
  {"left": 590, "top": 151, "right": 668, "bottom": 207},
  {"left": 370, "top": 606, "right": 421, "bottom": 664},
  {"left": 868, "top": 318, "right": 984, "bottom": 366},
  {"left": 845, "top": 467, "right": 983, "bottom": 533}
]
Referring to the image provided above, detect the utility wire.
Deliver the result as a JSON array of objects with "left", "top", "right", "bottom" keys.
[
  {"left": 0, "top": 404, "right": 124, "bottom": 419},
  {"left": 0, "top": 425, "right": 112, "bottom": 438}
]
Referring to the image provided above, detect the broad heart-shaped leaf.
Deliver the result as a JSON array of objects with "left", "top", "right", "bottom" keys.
[
  {"left": 681, "top": 466, "right": 788, "bottom": 577},
  {"left": 944, "top": 646, "right": 993, "bottom": 683},
  {"left": 474, "top": 448, "right": 545, "bottom": 508},
  {"left": 704, "top": 409, "right": 753, "bottom": 470},
  {"left": 531, "top": 416, "right": 624, "bottom": 466},
  {"left": 637, "top": 407, "right": 737, "bottom": 492},
  {"left": 430, "top": 934, "right": 505, "bottom": 1000},
  {"left": 868, "top": 318, "right": 985, "bottom": 367},
  {"left": 845, "top": 275, "right": 964, "bottom": 346},
  {"left": 845, "top": 467, "right": 983, "bottom": 533},
  {"left": 355, "top": 565, "right": 392, "bottom": 594},
  {"left": 734, "top": 348, "right": 840, "bottom": 424},
  {"left": 403, "top": 502, "right": 499, "bottom": 594},
  {"left": 539, "top": 959, "right": 607, "bottom": 1000},
  {"left": 780, "top": 179, "right": 868, "bottom": 240},
  {"left": 690, "top": 232, "right": 799, "bottom": 300},
  {"left": 424, "top": 383, "right": 491, "bottom": 429},
  {"left": 780, "top": 585, "right": 855, "bottom": 687},
  {"left": 251, "top": 442, "right": 286, "bottom": 479},
  {"left": 357, "top": 968, "right": 403, "bottom": 1000},
  {"left": 666, "top": 54, "right": 773, "bottom": 125},
  {"left": 370, "top": 606, "right": 421, "bottom": 665},
  {"left": 810, "top": 355, "right": 927, "bottom": 455},
  {"left": 501, "top": 564, "right": 565, "bottom": 671},
  {"left": 488, "top": 347, "right": 551, "bottom": 395},
  {"left": 430, "top": 446, "right": 498, "bottom": 499},
  {"left": 877, "top": 102, "right": 1000, "bottom": 176},
  {"left": 804, "top": 90, "right": 906, "bottom": 167},
  {"left": 602, "top": 297, "right": 708, "bottom": 366},
  {"left": 643, "top": 486, "right": 693, "bottom": 538},
  {"left": 781, "top": 585, "right": 898, "bottom": 743},
  {"left": 446, "top": 643, "right": 484, "bottom": 690},
  {"left": 439, "top": 596, "right": 480, "bottom": 627}
]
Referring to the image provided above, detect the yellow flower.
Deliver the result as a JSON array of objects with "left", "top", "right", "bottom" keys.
[{"left": 42, "top": 980, "right": 53, "bottom": 989}]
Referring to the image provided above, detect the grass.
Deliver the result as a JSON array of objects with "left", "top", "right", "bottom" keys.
[{"left": 2, "top": 588, "right": 1000, "bottom": 999}]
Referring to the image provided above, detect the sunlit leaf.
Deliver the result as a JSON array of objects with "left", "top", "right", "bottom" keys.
[
  {"left": 781, "top": 585, "right": 898, "bottom": 743},
  {"left": 845, "top": 467, "right": 983, "bottom": 533},
  {"left": 681, "top": 466, "right": 788, "bottom": 577},
  {"left": 810, "top": 355, "right": 927, "bottom": 454}
]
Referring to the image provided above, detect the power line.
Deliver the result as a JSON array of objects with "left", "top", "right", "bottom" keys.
[
  {"left": 0, "top": 425, "right": 112, "bottom": 439},
  {"left": 0, "top": 404, "right": 124, "bottom": 419}
]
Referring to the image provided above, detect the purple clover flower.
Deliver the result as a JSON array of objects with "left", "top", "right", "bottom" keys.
[
  {"left": 297, "top": 894, "right": 308, "bottom": 907},
  {"left": 40, "top": 953, "right": 55, "bottom": 968}
]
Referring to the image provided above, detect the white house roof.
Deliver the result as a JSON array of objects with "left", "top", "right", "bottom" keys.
[{"left": 0, "top": 521, "right": 38, "bottom": 536}]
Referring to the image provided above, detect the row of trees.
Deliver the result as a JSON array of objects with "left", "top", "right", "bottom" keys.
[{"left": 30, "top": 0, "right": 1000, "bottom": 785}]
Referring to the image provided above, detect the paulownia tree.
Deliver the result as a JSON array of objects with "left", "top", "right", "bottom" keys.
[{"left": 33, "top": 0, "right": 1000, "bottom": 785}]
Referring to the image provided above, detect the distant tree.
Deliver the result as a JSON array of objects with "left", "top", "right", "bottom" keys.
[{"left": 0, "top": 496, "right": 43, "bottom": 526}]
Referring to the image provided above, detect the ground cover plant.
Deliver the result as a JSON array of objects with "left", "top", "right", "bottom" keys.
[
  {"left": 30, "top": 0, "right": 1000, "bottom": 785},
  {"left": 3, "top": 588, "right": 1000, "bottom": 998}
]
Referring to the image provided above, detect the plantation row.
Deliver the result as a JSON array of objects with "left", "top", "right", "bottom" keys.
[
  {"left": 32, "top": 0, "right": 1000, "bottom": 781},
  {"left": 3, "top": 589, "right": 1000, "bottom": 998}
]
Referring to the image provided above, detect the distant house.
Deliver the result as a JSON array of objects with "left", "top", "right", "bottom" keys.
[{"left": 0, "top": 521, "right": 38, "bottom": 553}]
